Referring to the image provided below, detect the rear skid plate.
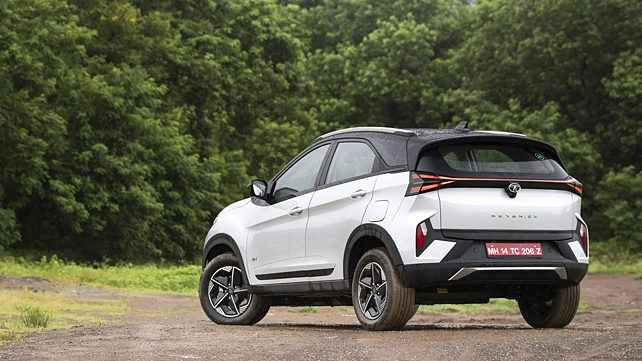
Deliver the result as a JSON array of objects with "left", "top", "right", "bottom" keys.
[{"left": 448, "top": 266, "right": 567, "bottom": 281}]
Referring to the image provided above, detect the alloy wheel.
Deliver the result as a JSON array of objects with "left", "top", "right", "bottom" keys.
[
  {"left": 208, "top": 265, "right": 252, "bottom": 317},
  {"left": 357, "top": 261, "right": 388, "bottom": 320}
]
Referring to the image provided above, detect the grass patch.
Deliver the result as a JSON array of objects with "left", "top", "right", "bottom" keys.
[
  {"left": 0, "top": 256, "right": 199, "bottom": 294},
  {"left": 587, "top": 242, "right": 642, "bottom": 278},
  {"left": 0, "top": 289, "right": 129, "bottom": 343},
  {"left": 289, "top": 306, "right": 319, "bottom": 314},
  {"left": 581, "top": 304, "right": 642, "bottom": 315},
  {"left": 418, "top": 298, "right": 519, "bottom": 315},
  {"left": 588, "top": 257, "right": 642, "bottom": 277},
  {"left": 20, "top": 306, "right": 52, "bottom": 328},
  {"left": 418, "top": 299, "right": 589, "bottom": 315}
]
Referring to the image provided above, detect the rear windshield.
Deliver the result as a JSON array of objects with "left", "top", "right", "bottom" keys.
[{"left": 416, "top": 143, "right": 568, "bottom": 180}]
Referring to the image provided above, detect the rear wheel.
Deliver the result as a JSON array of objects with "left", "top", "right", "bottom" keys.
[
  {"left": 352, "top": 248, "right": 416, "bottom": 331},
  {"left": 518, "top": 285, "right": 580, "bottom": 328},
  {"left": 199, "top": 252, "right": 271, "bottom": 325}
]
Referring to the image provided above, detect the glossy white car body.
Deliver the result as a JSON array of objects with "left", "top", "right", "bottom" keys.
[{"left": 200, "top": 124, "right": 589, "bottom": 330}]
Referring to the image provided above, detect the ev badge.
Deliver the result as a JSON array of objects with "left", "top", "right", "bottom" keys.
[{"left": 506, "top": 182, "right": 521, "bottom": 198}]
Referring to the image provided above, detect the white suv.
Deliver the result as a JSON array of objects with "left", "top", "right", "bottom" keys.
[{"left": 199, "top": 123, "right": 589, "bottom": 330}]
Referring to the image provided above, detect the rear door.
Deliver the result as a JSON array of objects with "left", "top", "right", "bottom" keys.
[{"left": 305, "top": 141, "right": 379, "bottom": 280}]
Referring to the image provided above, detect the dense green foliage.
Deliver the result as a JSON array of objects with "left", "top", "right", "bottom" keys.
[{"left": 1, "top": 0, "right": 640, "bottom": 262}]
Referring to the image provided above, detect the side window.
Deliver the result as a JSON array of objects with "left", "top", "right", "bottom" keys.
[
  {"left": 273, "top": 144, "right": 330, "bottom": 199},
  {"left": 326, "top": 142, "right": 376, "bottom": 184}
]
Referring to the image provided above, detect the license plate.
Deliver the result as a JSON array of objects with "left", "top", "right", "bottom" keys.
[{"left": 486, "top": 243, "right": 542, "bottom": 257}]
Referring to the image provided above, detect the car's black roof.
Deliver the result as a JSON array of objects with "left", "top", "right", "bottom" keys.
[{"left": 311, "top": 122, "right": 565, "bottom": 171}]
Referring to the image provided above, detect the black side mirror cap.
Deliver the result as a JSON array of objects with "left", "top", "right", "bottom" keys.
[{"left": 248, "top": 179, "right": 268, "bottom": 199}]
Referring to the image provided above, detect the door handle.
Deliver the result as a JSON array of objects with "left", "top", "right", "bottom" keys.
[
  {"left": 350, "top": 189, "right": 367, "bottom": 199},
  {"left": 288, "top": 206, "right": 304, "bottom": 216}
]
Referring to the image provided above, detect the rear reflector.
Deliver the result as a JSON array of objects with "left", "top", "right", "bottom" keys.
[
  {"left": 416, "top": 223, "right": 427, "bottom": 249},
  {"left": 580, "top": 223, "right": 588, "bottom": 249}
]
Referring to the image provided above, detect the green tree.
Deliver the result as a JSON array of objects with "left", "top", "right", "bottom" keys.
[
  {"left": 595, "top": 167, "right": 642, "bottom": 252},
  {"left": 454, "top": 0, "right": 642, "bottom": 169},
  {"left": 0, "top": 0, "right": 225, "bottom": 261},
  {"left": 602, "top": 48, "right": 642, "bottom": 169},
  {"left": 1, "top": 0, "right": 314, "bottom": 261},
  {"left": 0, "top": 0, "right": 91, "bottom": 250},
  {"left": 127, "top": 0, "right": 312, "bottom": 182},
  {"left": 289, "top": 0, "right": 470, "bottom": 129}
]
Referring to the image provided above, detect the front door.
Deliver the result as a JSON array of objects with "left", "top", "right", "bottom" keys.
[{"left": 246, "top": 144, "right": 330, "bottom": 284}]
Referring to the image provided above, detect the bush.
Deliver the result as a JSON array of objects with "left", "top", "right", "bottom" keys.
[
  {"left": 20, "top": 307, "right": 53, "bottom": 328},
  {"left": 595, "top": 167, "right": 642, "bottom": 253}
]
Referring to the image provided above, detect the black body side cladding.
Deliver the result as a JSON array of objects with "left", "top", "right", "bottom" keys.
[
  {"left": 247, "top": 280, "right": 351, "bottom": 295},
  {"left": 202, "top": 234, "right": 250, "bottom": 285},
  {"left": 343, "top": 224, "right": 404, "bottom": 280}
]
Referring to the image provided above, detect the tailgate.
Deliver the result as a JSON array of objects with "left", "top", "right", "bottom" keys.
[{"left": 438, "top": 188, "right": 576, "bottom": 231}]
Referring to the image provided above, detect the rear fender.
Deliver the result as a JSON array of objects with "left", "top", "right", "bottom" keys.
[{"left": 342, "top": 224, "right": 403, "bottom": 280}]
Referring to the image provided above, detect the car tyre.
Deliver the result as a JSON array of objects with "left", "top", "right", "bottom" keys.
[
  {"left": 199, "top": 252, "right": 271, "bottom": 325},
  {"left": 352, "top": 248, "right": 416, "bottom": 331},
  {"left": 518, "top": 285, "right": 580, "bottom": 328}
]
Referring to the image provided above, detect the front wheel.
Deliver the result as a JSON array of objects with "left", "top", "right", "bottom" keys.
[
  {"left": 518, "top": 285, "right": 580, "bottom": 328},
  {"left": 199, "top": 252, "right": 271, "bottom": 325},
  {"left": 352, "top": 248, "right": 416, "bottom": 331}
]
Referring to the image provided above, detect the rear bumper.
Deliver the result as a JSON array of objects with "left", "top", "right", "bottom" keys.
[
  {"left": 399, "top": 260, "right": 587, "bottom": 288},
  {"left": 399, "top": 230, "right": 588, "bottom": 288}
]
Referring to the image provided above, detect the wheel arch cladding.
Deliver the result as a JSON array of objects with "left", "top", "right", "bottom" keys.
[
  {"left": 202, "top": 234, "right": 250, "bottom": 284},
  {"left": 343, "top": 224, "right": 404, "bottom": 280}
]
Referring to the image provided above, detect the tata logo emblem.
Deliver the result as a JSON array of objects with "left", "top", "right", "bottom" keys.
[{"left": 505, "top": 182, "right": 521, "bottom": 198}]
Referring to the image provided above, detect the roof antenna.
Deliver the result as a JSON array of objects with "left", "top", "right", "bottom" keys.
[{"left": 455, "top": 121, "right": 470, "bottom": 132}]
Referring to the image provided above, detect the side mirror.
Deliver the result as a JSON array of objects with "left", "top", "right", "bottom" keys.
[{"left": 248, "top": 179, "right": 267, "bottom": 199}]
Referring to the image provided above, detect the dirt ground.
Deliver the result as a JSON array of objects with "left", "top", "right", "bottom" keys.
[{"left": 1, "top": 274, "right": 641, "bottom": 361}]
